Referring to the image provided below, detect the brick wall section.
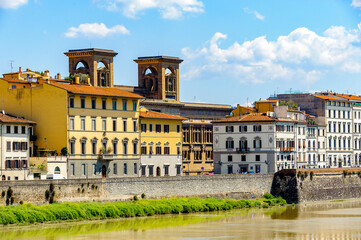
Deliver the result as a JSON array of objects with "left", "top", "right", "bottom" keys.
[{"left": 0, "top": 174, "right": 273, "bottom": 206}]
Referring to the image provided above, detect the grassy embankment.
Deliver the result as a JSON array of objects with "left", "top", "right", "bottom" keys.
[{"left": 0, "top": 194, "right": 286, "bottom": 226}]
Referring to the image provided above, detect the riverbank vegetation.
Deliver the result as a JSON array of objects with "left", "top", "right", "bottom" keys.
[{"left": 0, "top": 195, "right": 286, "bottom": 225}]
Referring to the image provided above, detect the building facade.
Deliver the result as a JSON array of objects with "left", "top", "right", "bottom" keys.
[{"left": 139, "top": 107, "right": 185, "bottom": 176}]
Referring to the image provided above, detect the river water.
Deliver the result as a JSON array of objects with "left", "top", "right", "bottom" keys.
[{"left": 1, "top": 200, "right": 361, "bottom": 240}]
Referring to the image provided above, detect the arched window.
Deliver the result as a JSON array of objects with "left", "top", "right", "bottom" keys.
[{"left": 54, "top": 166, "right": 61, "bottom": 174}]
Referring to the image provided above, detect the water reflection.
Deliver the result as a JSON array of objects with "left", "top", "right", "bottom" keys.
[{"left": 1, "top": 200, "right": 361, "bottom": 240}]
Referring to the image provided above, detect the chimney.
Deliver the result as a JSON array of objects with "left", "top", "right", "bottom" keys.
[
  {"left": 44, "top": 70, "right": 50, "bottom": 78},
  {"left": 87, "top": 77, "right": 91, "bottom": 85},
  {"left": 75, "top": 75, "right": 80, "bottom": 84},
  {"left": 56, "top": 73, "right": 61, "bottom": 79},
  {"left": 19, "top": 67, "right": 21, "bottom": 73}
]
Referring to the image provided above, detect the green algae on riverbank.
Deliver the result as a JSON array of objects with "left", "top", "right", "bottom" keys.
[{"left": 0, "top": 196, "right": 286, "bottom": 226}]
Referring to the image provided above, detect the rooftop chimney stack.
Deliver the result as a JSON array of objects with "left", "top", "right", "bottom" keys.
[
  {"left": 56, "top": 73, "right": 61, "bottom": 79},
  {"left": 19, "top": 67, "right": 21, "bottom": 73},
  {"left": 75, "top": 75, "right": 80, "bottom": 84}
]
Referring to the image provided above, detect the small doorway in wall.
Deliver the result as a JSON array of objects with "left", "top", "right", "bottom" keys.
[
  {"left": 156, "top": 166, "right": 161, "bottom": 176},
  {"left": 102, "top": 165, "right": 107, "bottom": 178}
]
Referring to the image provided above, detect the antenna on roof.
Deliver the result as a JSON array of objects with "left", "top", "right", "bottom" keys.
[{"left": 9, "top": 60, "right": 14, "bottom": 72}]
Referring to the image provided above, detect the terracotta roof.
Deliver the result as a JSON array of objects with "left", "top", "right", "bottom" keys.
[
  {"left": 0, "top": 78, "right": 29, "bottom": 84},
  {"left": 48, "top": 82, "right": 144, "bottom": 99},
  {"left": 140, "top": 110, "right": 187, "bottom": 120},
  {"left": 0, "top": 113, "right": 35, "bottom": 124},
  {"left": 213, "top": 113, "right": 306, "bottom": 124},
  {"left": 312, "top": 95, "right": 344, "bottom": 101},
  {"left": 334, "top": 93, "right": 361, "bottom": 101},
  {"left": 256, "top": 100, "right": 279, "bottom": 103},
  {"left": 241, "top": 106, "right": 256, "bottom": 111}
]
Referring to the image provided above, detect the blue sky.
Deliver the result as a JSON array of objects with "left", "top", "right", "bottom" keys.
[{"left": 1, "top": 0, "right": 361, "bottom": 106}]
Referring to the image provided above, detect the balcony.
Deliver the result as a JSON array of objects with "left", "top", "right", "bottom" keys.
[
  {"left": 98, "top": 154, "right": 114, "bottom": 161},
  {"left": 236, "top": 148, "right": 250, "bottom": 153},
  {"left": 280, "top": 147, "right": 294, "bottom": 152}
]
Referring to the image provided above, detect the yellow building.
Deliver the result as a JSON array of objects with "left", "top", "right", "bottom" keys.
[
  {"left": 139, "top": 107, "right": 185, "bottom": 176},
  {"left": 0, "top": 77, "right": 143, "bottom": 179},
  {"left": 255, "top": 100, "right": 279, "bottom": 113},
  {"left": 231, "top": 104, "right": 256, "bottom": 117}
]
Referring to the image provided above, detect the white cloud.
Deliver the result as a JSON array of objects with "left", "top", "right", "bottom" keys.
[
  {"left": 243, "top": 7, "right": 265, "bottom": 21},
  {"left": 94, "top": 0, "right": 204, "bottom": 19},
  {"left": 352, "top": 0, "right": 361, "bottom": 8},
  {"left": 65, "top": 23, "right": 130, "bottom": 38},
  {"left": 0, "top": 0, "right": 27, "bottom": 9},
  {"left": 181, "top": 24, "right": 361, "bottom": 85}
]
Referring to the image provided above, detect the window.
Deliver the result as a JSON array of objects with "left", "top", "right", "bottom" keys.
[
  {"left": 112, "top": 99, "right": 117, "bottom": 110},
  {"left": 177, "top": 125, "right": 180, "bottom": 133},
  {"left": 241, "top": 155, "right": 246, "bottom": 161},
  {"left": 164, "top": 125, "right": 169, "bottom": 133},
  {"left": 123, "top": 119, "right": 127, "bottom": 132},
  {"left": 141, "top": 123, "right": 147, "bottom": 132},
  {"left": 254, "top": 139, "right": 262, "bottom": 149},
  {"left": 92, "top": 141, "right": 97, "bottom": 155},
  {"left": 228, "top": 165, "right": 233, "bottom": 174},
  {"left": 70, "top": 141, "right": 75, "bottom": 155},
  {"left": 149, "top": 124, "right": 153, "bottom": 132},
  {"left": 21, "top": 126, "right": 26, "bottom": 134},
  {"left": 92, "top": 164, "right": 96, "bottom": 175},
  {"left": 133, "top": 119, "right": 137, "bottom": 132},
  {"left": 102, "top": 118, "right": 107, "bottom": 131},
  {"left": 91, "top": 98, "right": 96, "bottom": 109},
  {"left": 164, "top": 146, "right": 170, "bottom": 155},
  {"left": 71, "top": 164, "right": 75, "bottom": 176},
  {"left": 14, "top": 126, "right": 18, "bottom": 134},
  {"left": 226, "top": 139, "right": 234, "bottom": 149},
  {"left": 6, "top": 141, "right": 11, "bottom": 152},
  {"left": 256, "top": 155, "right": 260, "bottom": 161},
  {"left": 102, "top": 99, "right": 106, "bottom": 110},
  {"left": 92, "top": 118, "right": 96, "bottom": 131},
  {"left": 6, "top": 126, "right": 10, "bottom": 134},
  {"left": 149, "top": 165, "right": 154, "bottom": 176},
  {"left": 226, "top": 126, "right": 234, "bottom": 132},
  {"left": 70, "top": 117, "right": 74, "bottom": 130},
  {"left": 164, "top": 165, "right": 169, "bottom": 175},
  {"left": 112, "top": 118, "right": 117, "bottom": 131},
  {"left": 123, "top": 100, "right": 127, "bottom": 111},
  {"left": 156, "top": 146, "right": 162, "bottom": 154},
  {"left": 113, "top": 163, "right": 117, "bottom": 175},
  {"left": 123, "top": 142, "right": 128, "bottom": 155},
  {"left": 149, "top": 145, "right": 153, "bottom": 155},
  {"left": 141, "top": 145, "right": 147, "bottom": 154},
  {"left": 253, "top": 125, "right": 261, "bottom": 132},
  {"left": 81, "top": 141, "right": 86, "bottom": 154},
  {"left": 81, "top": 98, "right": 85, "bottom": 108},
  {"left": 133, "top": 142, "right": 138, "bottom": 155},
  {"left": 134, "top": 163, "right": 138, "bottom": 174},
  {"left": 113, "top": 141, "right": 118, "bottom": 155},
  {"left": 82, "top": 164, "right": 86, "bottom": 176},
  {"left": 177, "top": 146, "right": 181, "bottom": 155},
  {"left": 255, "top": 165, "right": 261, "bottom": 173},
  {"left": 69, "top": 97, "right": 74, "bottom": 108},
  {"left": 176, "top": 165, "right": 181, "bottom": 175},
  {"left": 81, "top": 118, "right": 85, "bottom": 131},
  {"left": 228, "top": 155, "right": 232, "bottom": 162},
  {"left": 123, "top": 163, "right": 127, "bottom": 175},
  {"left": 156, "top": 124, "right": 161, "bottom": 133},
  {"left": 141, "top": 165, "right": 146, "bottom": 176},
  {"left": 133, "top": 101, "right": 137, "bottom": 111}
]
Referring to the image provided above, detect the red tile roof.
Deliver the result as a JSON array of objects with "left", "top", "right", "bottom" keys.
[
  {"left": 313, "top": 95, "right": 345, "bottom": 101},
  {"left": 0, "top": 113, "right": 35, "bottom": 124},
  {"left": 49, "top": 82, "right": 144, "bottom": 99},
  {"left": 213, "top": 113, "right": 306, "bottom": 124},
  {"left": 334, "top": 93, "right": 361, "bottom": 101},
  {"left": 140, "top": 110, "right": 187, "bottom": 120},
  {"left": 0, "top": 78, "right": 29, "bottom": 84}
]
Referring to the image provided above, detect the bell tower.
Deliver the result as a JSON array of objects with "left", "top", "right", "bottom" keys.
[
  {"left": 134, "top": 56, "right": 183, "bottom": 101},
  {"left": 64, "top": 48, "right": 118, "bottom": 87}
]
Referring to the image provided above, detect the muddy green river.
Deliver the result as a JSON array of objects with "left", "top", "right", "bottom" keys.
[{"left": 1, "top": 200, "right": 361, "bottom": 240}]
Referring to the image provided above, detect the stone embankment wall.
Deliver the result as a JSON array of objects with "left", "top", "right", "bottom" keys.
[
  {"left": 271, "top": 168, "right": 361, "bottom": 203},
  {"left": 0, "top": 174, "right": 274, "bottom": 206}
]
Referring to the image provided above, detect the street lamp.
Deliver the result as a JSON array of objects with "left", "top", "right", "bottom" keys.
[{"left": 23, "top": 162, "right": 27, "bottom": 180}]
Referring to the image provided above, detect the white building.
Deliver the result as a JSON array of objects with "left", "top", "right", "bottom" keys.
[{"left": 0, "top": 113, "right": 35, "bottom": 181}]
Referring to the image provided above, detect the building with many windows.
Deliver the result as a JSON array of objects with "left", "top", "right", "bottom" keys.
[
  {"left": 139, "top": 107, "right": 185, "bottom": 176},
  {"left": 0, "top": 113, "right": 35, "bottom": 181},
  {"left": 0, "top": 75, "right": 143, "bottom": 179}
]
